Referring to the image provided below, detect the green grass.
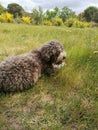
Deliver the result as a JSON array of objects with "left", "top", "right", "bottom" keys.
[{"left": 0, "top": 23, "right": 98, "bottom": 130}]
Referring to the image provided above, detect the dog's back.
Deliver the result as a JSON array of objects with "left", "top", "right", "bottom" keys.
[{"left": 0, "top": 52, "right": 41, "bottom": 92}]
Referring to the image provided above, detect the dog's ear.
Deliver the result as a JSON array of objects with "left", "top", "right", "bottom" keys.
[{"left": 40, "top": 44, "right": 57, "bottom": 62}]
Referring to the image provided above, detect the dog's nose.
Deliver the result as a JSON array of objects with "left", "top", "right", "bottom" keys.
[
  {"left": 62, "top": 51, "right": 66, "bottom": 59},
  {"left": 63, "top": 56, "right": 66, "bottom": 60}
]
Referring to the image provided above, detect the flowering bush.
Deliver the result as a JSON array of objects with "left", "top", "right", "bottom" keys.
[
  {"left": 21, "top": 16, "right": 31, "bottom": 24},
  {"left": 65, "top": 18, "right": 75, "bottom": 27},
  {"left": 65, "top": 18, "right": 92, "bottom": 28},
  {"left": 74, "top": 20, "right": 86, "bottom": 28},
  {"left": 0, "top": 14, "right": 5, "bottom": 22},
  {"left": 52, "top": 18, "right": 63, "bottom": 26},
  {"left": 43, "top": 20, "right": 52, "bottom": 26},
  {"left": 0, "top": 12, "right": 13, "bottom": 23},
  {"left": 6, "top": 12, "right": 13, "bottom": 22}
]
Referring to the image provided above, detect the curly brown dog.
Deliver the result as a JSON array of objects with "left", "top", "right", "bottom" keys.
[{"left": 0, "top": 40, "right": 66, "bottom": 92}]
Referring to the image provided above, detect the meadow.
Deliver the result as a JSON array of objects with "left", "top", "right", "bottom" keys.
[{"left": 0, "top": 23, "right": 98, "bottom": 130}]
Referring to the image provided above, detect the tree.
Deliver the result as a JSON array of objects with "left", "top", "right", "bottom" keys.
[
  {"left": 54, "top": 7, "right": 60, "bottom": 17},
  {"left": 60, "top": 6, "right": 76, "bottom": 22},
  {"left": 32, "top": 6, "right": 44, "bottom": 24},
  {"left": 7, "top": 3, "right": 24, "bottom": 18},
  {"left": 0, "top": 4, "right": 4, "bottom": 14},
  {"left": 92, "top": 11, "right": 98, "bottom": 23},
  {"left": 84, "top": 6, "right": 98, "bottom": 22},
  {"left": 45, "top": 7, "right": 60, "bottom": 20},
  {"left": 78, "top": 12, "right": 85, "bottom": 21}
]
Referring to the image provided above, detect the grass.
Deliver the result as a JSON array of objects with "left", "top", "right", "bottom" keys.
[{"left": 0, "top": 23, "right": 98, "bottom": 130}]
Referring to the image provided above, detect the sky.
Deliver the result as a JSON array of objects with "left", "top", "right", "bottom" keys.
[{"left": 0, "top": 0, "right": 98, "bottom": 14}]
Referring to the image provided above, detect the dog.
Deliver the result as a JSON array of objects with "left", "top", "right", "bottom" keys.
[{"left": 0, "top": 40, "right": 66, "bottom": 92}]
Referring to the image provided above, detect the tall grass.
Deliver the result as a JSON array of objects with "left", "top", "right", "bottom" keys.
[{"left": 0, "top": 23, "right": 98, "bottom": 130}]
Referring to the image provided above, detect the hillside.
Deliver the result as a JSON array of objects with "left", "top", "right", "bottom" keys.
[{"left": 0, "top": 23, "right": 98, "bottom": 130}]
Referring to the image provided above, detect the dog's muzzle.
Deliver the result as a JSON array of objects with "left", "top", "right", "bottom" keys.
[
  {"left": 56, "top": 51, "right": 66, "bottom": 64},
  {"left": 53, "top": 51, "right": 66, "bottom": 69}
]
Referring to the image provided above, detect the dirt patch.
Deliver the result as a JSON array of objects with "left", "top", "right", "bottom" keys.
[{"left": 41, "top": 94, "right": 53, "bottom": 105}]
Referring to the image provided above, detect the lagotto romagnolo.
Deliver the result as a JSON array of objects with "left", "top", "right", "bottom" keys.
[{"left": 0, "top": 40, "right": 66, "bottom": 92}]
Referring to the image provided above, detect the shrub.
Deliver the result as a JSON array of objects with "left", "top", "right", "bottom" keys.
[
  {"left": 0, "top": 12, "right": 13, "bottom": 23},
  {"left": 65, "top": 18, "right": 75, "bottom": 27},
  {"left": 13, "top": 17, "right": 24, "bottom": 24},
  {"left": 43, "top": 20, "right": 52, "bottom": 26},
  {"left": 52, "top": 18, "right": 63, "bottom": 26},
  {"left": 21, "top": 16, "right": 31, "bottom": 24},
  {"left": 88, "top": 22, "right": 98, "bottom": 27},
  {"left": 74, "top": 20, "right": 85, "bottom": 28},
  {"left": 65, "top": 18, "right": 93, "bottom": 28},
  {"left": 0, "top": 13, "right": 5, "bottom": 22},
  {"left": 6, "top": 12, "right": 13, "bottom": 22}
]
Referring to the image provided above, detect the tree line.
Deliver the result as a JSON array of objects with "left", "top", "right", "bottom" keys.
[{"left": 0, "top": 3, "right": 98, "bottom": 25}]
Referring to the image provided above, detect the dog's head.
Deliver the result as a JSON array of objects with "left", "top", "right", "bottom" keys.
[{"left": 40, "top": 40, "right": 66, "bottom": 69}]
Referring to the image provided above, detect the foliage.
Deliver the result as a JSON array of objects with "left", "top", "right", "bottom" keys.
[
  {"left": 84, "top": 6, "right": 98, "bottom": 22},
  {"left": 13, "top": 17, "right": 23, "bottom": 24},
  {"left": 0, "top": 4, "right": 4, "bottom": 14},
  {"left": 32, "top": 6, "right": 44, "bottom": 25},
  {"left": 45, "top": 7, "right": 60, "bottom": 20},
  {"left": 5, "top": 12, "right": 13, "bottom": 22},
  {"left": 60, "top": 6, "right": 76, "bottom": 22},
  {"left": 21, "top": 16, "right": 31, "bottom": 24},
  {"left": 65, "top": 18, "right": 75, "bottom": 27},
  {"left": 43, "top": 18, "right": 63, "bottom": 26},
  {"left": 78, "top": 12, "right": 85, "bottom": 21},
  {"left": 92, "top": 10, "right": 98, "bottom": 23},
  {"left": 0, "top": 4, "right": 98, "bottom": 27},
  {"left": 43, "top": 20, "right": 52, "bottom": 26},
  {"left": 52, "top": 18, "right": 63, "bottom": 26},
  {"left": 7, "top": 3, "right": 24, "bottom": 18},
  {"left": 0, "top": 12, "right": 13, "bottom": 23},
  {"left": 45, "top": 6, "right": 75, "bottom": 23},
  {"left": 0, "top": 13, "right": 5, "bottom": 22},
  {"left": 65, "top": 18, "right": 92, "bottom": 28}
]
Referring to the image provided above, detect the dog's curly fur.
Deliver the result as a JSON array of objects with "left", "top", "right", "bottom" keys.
[{"left": 0, "top": 40, "right": 66, "bottom": 92}]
